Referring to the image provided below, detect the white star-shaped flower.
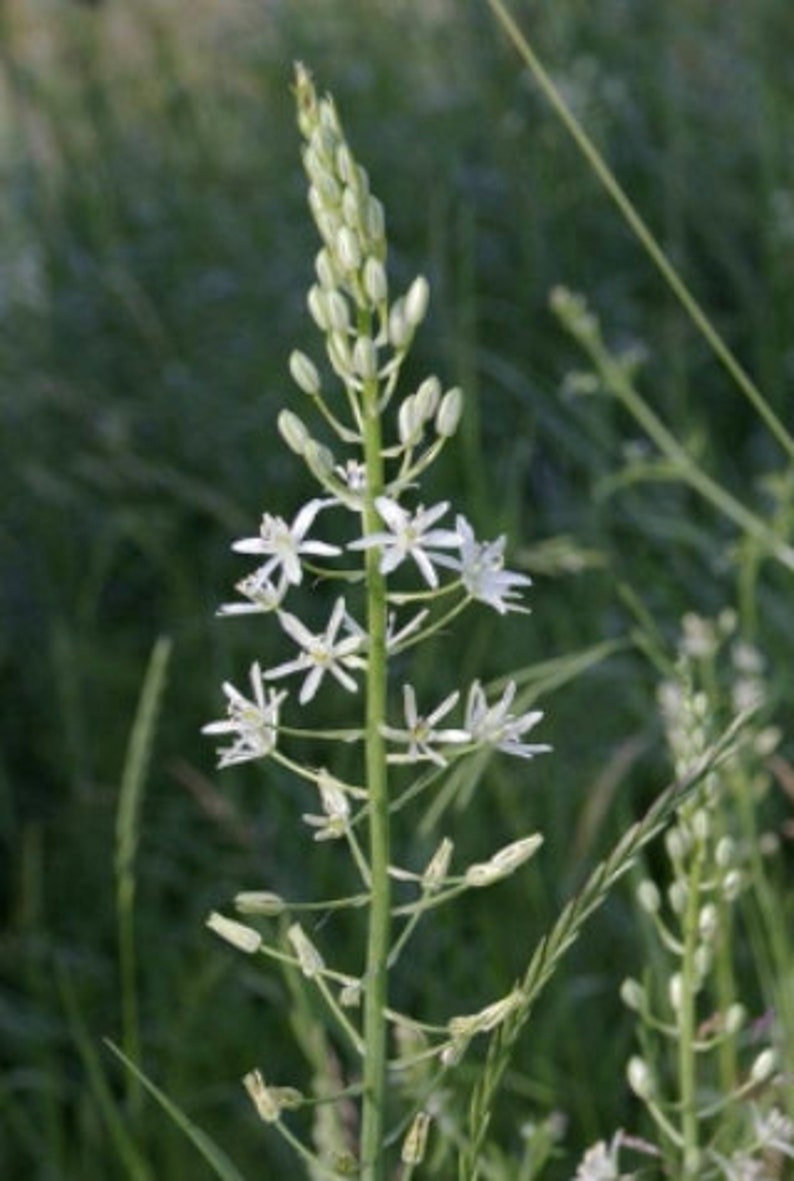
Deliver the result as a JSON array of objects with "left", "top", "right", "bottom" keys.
[
  {"left": 232, "top": 499, "right": 340, "bottom": 586},
  {"left": 438, "top": 516, "right": 531, "bottom": 613},
  {"left": 464, "top": 680, "right": 551, "bottom": 759},
  {"left": 381, "top": 684, "right": 469, "bottom": 767},
  {"left": 218, "top": 566, "right": 287, "bottom": 616},
  {"left": 349, "top": 497, "right": 461, "bottom": 587},
  {"left": 202, "top": 664, "right": 286, "bottom": 768},
  {"left": 264, "top": 598, "right": 366, "bottom": 704}
]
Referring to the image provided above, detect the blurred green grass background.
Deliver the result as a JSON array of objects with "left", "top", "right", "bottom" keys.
[{"left": 2, "top": 1, "right": 793, "bottom": 1176}]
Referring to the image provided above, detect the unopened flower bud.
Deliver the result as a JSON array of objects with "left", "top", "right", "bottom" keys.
[
  {"left": 336, "top": 143, "right": 355, "bottom": 184},
  {"left": 620, "top": 978, "right": 645, "bottom": 1011},
  {"left": 465, "top": 834, "right": 543, "bottom": 887},
  {"left": 326, "top": 290, "right": 350, "bottom": 332},
  {"left": 448, "top": 990, "right": 522, "bottom": 1039},
  {"left": 388, "top": 300, "right": 410, "bottom": 350},
  {"left": 352, "top": 335, "right": 378, "bottom": 380},
  {"left": 342, "top": 186, "right": 362, "bottom": 230},
  {"left": 234, "top": 891, "right": 286, "bottom": 916},
  {"left": 749, "top": 1048, "right": 776, "bottom": 1084},
  {"left": 698, "top": 903, "right": 719, "bottom": 942},
  {"left": 401, "top": 1112, "right": 431, "bottom": 1165},
  {"left": 206, "top": 912, "right": 262, "bottom": 954},
  {"left": 243, "top": 1069, "right": 280, "bottom": 1122},
  {"left": 637, "top": 879, "right": 661, "bottom": 915},
  {"left": 287, "top": 923, "right": 324, "bottom": 978},
  {"left": 398, "top": 395, "right": 422, "bottom": 445},
  {"left": 362, "top": 257, "right": 387, "bottom": 304},
  {"left": 422, "top": 837, "right": 454, "bottom": 893},
  {"left": 289, "top": 350, "right": 320, "bottom": 396},
  {"left": 668, "top": 972, "right": 683, "bottom": 1013},
  {"left": 340, "top": 977, "right": 362, "bottom": 1008},
  {"left": 668, "top": 880, "right": 688, "bottom": 915},
  {"left": 627, "top": 1056, "right": 655, "bottom": 1100},
  {"left": 725, "top": 1003, "right": 746, "bottom": 1034},
  {"left": 307, "top": 285, "right": 329, "bottom": 331},
  {"left": 278, "top": 409, "right": 310, "bottom": 456},
  {"left": 336, "top": 226, "right": 361, "bottom": 272},
  {"left": 715, "top": 836, "right": 735, "bottom": 869},
  {"left": 722, "top": 869, "right": 742, "bottom": 901},
  {"left": 436, "top": 387, "right": 463, "bottom": 437},
  {"left": 365, "top": 196, "right": 385, "bottom": 243},
  {"left": 304, "top": 439, "right": 335, "bottom": 481},
  {"left": 327, "top": 330, "right": 353, "bottom": 376},
  {"left": 665, "top": 826, "right": 688, "bottom": 861},
  {"left": 415, "top": 376, "right": 441, "bottom": 420},
  {"left": 316, "top": 248, "right": 339, "bottom": 290},
  {"left": 693, "top": 944, "right": 712, "bottom": 982},
  {"left": 692, "top": 808, "right": 710, "bottom": 841},
  {"left": 404, "top": 275, "right": 430, "bottom": 327}
]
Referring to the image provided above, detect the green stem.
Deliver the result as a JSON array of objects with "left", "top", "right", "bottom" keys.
[
  {"left": 359, "top": 323, "right": 392, "bottom": 1181},
  {"left": 677, "top": 822, "right": 705, "bottom": 1178},
  {"left": 484, "top": 0, "right": 794, "bottom": 464}
]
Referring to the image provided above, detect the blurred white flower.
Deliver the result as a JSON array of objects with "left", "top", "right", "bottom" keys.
[
  {"left": 464, "top": 680, "right": 550, "bottom": 759},
  {"left": 438, "top": 516, "right": 531, "bottom": 613},
  {"left": 232, "top": 498, "right": 340, "bottom": 586},
  {"left": 202, "top": 664, "right": 286, "bottom": 767},
  {"left": 265, "top": 598, "right": 365, "bottom": 704},
  {"left": 349, "top": 497, "right": 460, "bottom": 587}
]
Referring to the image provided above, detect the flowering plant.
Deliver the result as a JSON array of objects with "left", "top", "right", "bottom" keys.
[{"left": 202, "top": 64, "right": 549, "bottom": 1179}]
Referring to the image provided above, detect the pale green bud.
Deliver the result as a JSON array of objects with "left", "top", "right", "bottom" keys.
[
  {"left": 636, "top": 879, "right": 661, "bottom": 914},
  {"left": 234, "top": 891, "right": 286, "bottom": 916},
  {"left": 315, "top": 170, "right": 342, "bottom": 207},
  {"left": 206, "top": 911, "right": 262, "bottom": 954},
  {"left": 288, "top": 923, "right": 324, "bottom": 978},
  {"left": 398, "top": 395, "right": 422, "bottom": 445},
  {"left": 278, "top": 410, "right": 310, "bottom": 456},
  {"left": 304, "top": 439, "right": 335, "bottom": 481},
  {"left": 365, "top": 195, "right": 385, "bottom": 243},
  {"left": 327, "top": 330, "right": 353, "bottom": 376},
  {"left": 722, "top": 869, "right": 742, "bottom": 901},
  {"left": 668, "top": 972, "right": 683, "bottom": 1013},
  {"left": 665, "top": 826, "right": 687, "bottom": 860},
  {"left": 352, "top": 335, "right": 378, "bottom": 380},
  {"left": 415, "top": 376, "right": 441, "bottom": 420},
  {"left": 326, "top": 290, "right": 350, "bottom": 333},
  {"left": 362, "top": 256, "right": 388, "bottom": 304},
  {"left": 336, "top": 226, "right": 361, "bottom": 272},
  {"left": 448, "top": 989, "right": 522, "bottom": 1039},
  {"left": 725, "top": 1003, "right": 746, "bottom": 1034},
  {"left": 698, "top": 903, "right": 719, "bottom": 942},
  {"left": 243, "top": 1069, "right": 280, "bottom": 1122},
  {"left": 620, "top": 977, "right": 644, "bottom": 1011},
  {"left": 750, "top": 1048, "right": 776, "bottom": 1083},
  {"left": 464, "top": 834, "right": 543, "bottom": 887},
  {"left": 341, "top": 186, "right": 361, "bottom": 230},
  {"left": 668, "top": 880, "right": 688, "bottom": 915},
  {"left": 436, "top": 387, "right": 463, "bottom": 437},
  {"left": 693, "top": 944, "right": 712, "bottom": 982},
  {"left": 422, "top": 837, "right": 454, "bottom": 893},
  {"left": 388, "top": 300, "right": 410, "bottom": 349},
  {"left": 336, "top": 143, "right": 356, "bottom": 184},
  {"left": 715, "top": 836, "right": 735, "bottom": 869},
  {"left": 401, "top": 1112, "right": 431, "bottom": 1165},
  {"left": 340, "top": 977, "right": 362, "bottom": 1008},
  {"left": 307, "top": 284, "right": 329, "bottom": 331},
  {"left": 627, "top": 1056, "right": 655, "bottom": 1100},
  {"left": 316, "top": 247, "right": 338, "bottom": 290},
  {"left": 289, "top": 350, "right": 321, "bottom": 396},
  {"left": 405, "top": 275, "right": 430, "bottom": 327},
  {"left": 692, "top": 808, "right": 710, "bottom": 841}
]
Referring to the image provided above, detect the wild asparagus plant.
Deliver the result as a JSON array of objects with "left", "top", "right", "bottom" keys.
[{"left": 202, "top": 65, "right": 550, "bottom": 1180}]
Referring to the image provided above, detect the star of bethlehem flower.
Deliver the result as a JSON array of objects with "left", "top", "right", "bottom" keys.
[
  {"left": 232, "top": 498, "right": 340, "bottom": 586},
  {"left": 381, "top": 684, "right": 469, "bottom": 767},
  {"left": 438, "top": 515, "right": 532, "bottom": 613},
  {"left": 265, "top": 597, "right": 366, "bottom": 704},
  {"left": 465, "top": 680, "right": 551, "bottom": 759},
  {"left": 202, "top": 663, "right": 286, "bottom": 767},
  {"left": 348, "top": 496, "right": 460, "bottom": 588},
  {"left": 218, "top": 565, "right": 288, "bottom": 616}
]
